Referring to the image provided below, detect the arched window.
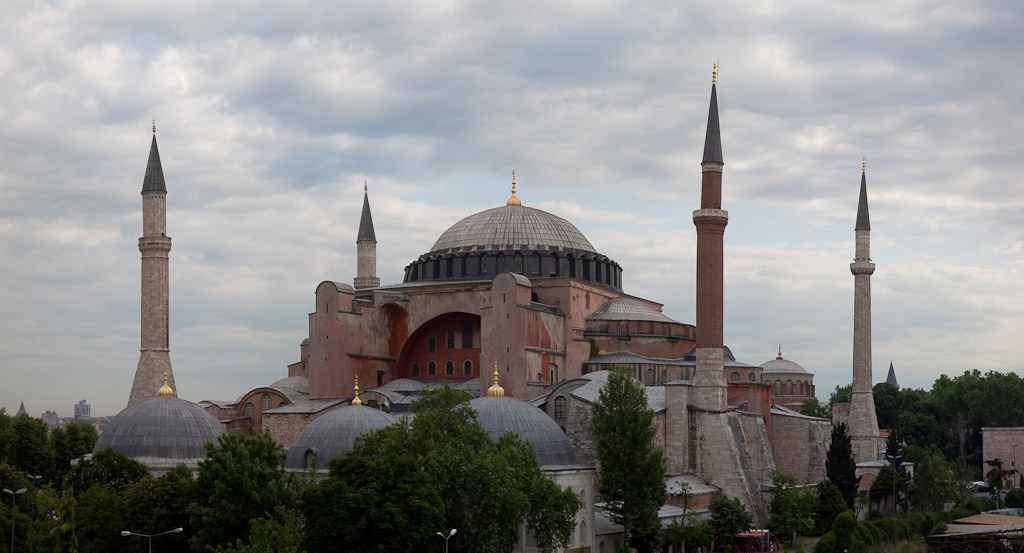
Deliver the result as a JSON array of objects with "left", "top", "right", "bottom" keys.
[
  {"left": 514, "top": 253, "right": 523, "bottom": 273},
  {"left": 786, "top": 380, "right": 793, "bottom": 394},
  {"left": 446, "top": 329, "right": 455, "bottom": 350},
  {"left": 568, "top": 255, "right": 576, "bottom": 278},
  {"left": 550, "top": 253, "right": 559, "bottom": 277},
  {"left": 446, "top": 257, "right": 453, "bottom": 278},
  {"left": 428, "top": 361, "right": 437, "bottom": 376},
  {"left": 411, "top": 363, "right": 420, "bottom": 377},
  {"left": 432, "top": 259, "right": 441, "bottom": 279},
  {"left": 427, "top": 336, "right": 436, "bottom": 353},
  {"left": 445, "top": 360, "right": 454, "bottom": 376},
  {"left": 731, "top": 372, "right": 740, "bottom": 382},
  {"left": 496, "top": 253, "right": 505, "bottom": 273},
  {"left": 749, "top": 372, "right": 756, "bottom": 382},
  {"left": 462, "top": 319, "right": 474, "bottom": 349},
  {"left": 461, "top": 254, "right": 470, "bottom": 276},
  {"left": 579, "top": 489, "right": 586, "bottom": 505},
  {"left": 244, "top": 402, "right": 254, "bottom": 418},
  {"left": 463, "top": 360, "right": 473, "bottom": 375},
  {"left": 304, "top": 449, "right": 316, "bottom": 469},
  {"left": 261, "top": 394, "right": 271, "bottom": 412},
  {"left": 645, "top": 368, "right": 655, "bottom": 386},
  {"left": 600, "top": 542, "right": 605, "bottom": 553},
  {"left": 579, "top": 521, "right": 587, "bottom": 545},
  {"left": 776, "top": 381, "right": 782, "bottom": 395},
  {"left": 554, "top": 397, "right": 567, "bottom": 419},
  {"left": 583, "top": 260, "right": 591, "bottom": 280}
]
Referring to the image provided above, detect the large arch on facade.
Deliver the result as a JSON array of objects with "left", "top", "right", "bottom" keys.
[{"left": 396, "top": 311, "right": 481, "bottom": 380}]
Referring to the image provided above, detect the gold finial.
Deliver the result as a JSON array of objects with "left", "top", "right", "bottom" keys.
[
  {"left": 777, "top": 345, "right": 782, "bottom": 359},
  {"left": 486, "top": 361, "right": 505, "bottom": 397},
  {"left": 157, "top": 367, "right": 174, "bottom": 396},
  {"left": 506, "top": 170, "right": 521, "bottom": 206},
  {"left": 862, "top": 156, "right": 866, "bottom": 172},
  {"left": 351, "top": 375, "right": 362, "bottom": 405},
  {"left": 713, "top": 62, "right": 718, "bottom": 84},
  {"left": 364, "top": 180, "right": 368, "bottom": 192},
  {"left": 152, "top": 120, "right": 156, "bottom": 136}
]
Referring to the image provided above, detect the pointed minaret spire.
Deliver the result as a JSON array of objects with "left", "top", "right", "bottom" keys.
[
  {"left": 354, "top": 182, "right": 380, "bottom": 290},
  {"left": 702, "top": 64, "right": 723, "bottom": 165},
  {"left": 131, "top": 125, "right": 175, "bottom": 406},
  {"left": 856, "top": 157, "right": 870, "bottom": 231}
]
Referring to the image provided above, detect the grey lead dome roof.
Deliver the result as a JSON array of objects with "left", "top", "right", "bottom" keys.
[
  {"left": 283, "top": 405, "right": 395, "bottom": 470},
  {"left": 587, "top": 298, "right": 680, "bottom": 324},
  {"left": 93, "top": 396, "right": 225, "bottom": 462},
  {"left": 429, "top": 205, "right": 596, "bottom": 254},
  {"left": 470, "top": 396, "right": 576, "bottom": 466},
  {"left": 761, "top": 356, "right": 809, "bottom": 374}
]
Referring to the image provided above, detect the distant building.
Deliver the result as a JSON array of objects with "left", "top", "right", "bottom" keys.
[
  {"left": 41, "top": 410, "right": 60, "bottom": 428},
  {"left": 74, "top": 399, "right": 91, "bottom": 419}
]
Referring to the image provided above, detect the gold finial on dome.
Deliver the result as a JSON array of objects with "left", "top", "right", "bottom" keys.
[
  {"left": 777, "top": 345, "right": 783, "bottom": 359},
  {"left": 351, "top": 375, "right": 362, "bottom": 406},
  {"left": 506, "top": 170, "right": 521, "bottom": 206},
  {"left": 157, "top": 367, "right": 174, "bottom": 396},
  {"left": 487, "top": 361, "right": 505, "bottom": 397},
  {"left": 713, "top": 62, "right": 717, "bottom": 84}
]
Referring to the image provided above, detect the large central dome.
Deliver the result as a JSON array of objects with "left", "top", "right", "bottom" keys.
[
  {"left": 402, "top": 192, "right": 623, "bottom": 291},
  {"left": 429, "top": 205, "right": 597, "bottom": 254}
]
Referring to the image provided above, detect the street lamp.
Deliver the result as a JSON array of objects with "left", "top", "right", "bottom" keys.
[
  {"left": 884, "top": 450, "right": 902, "bottom": 517},
  {"left": 121, "top": 527, "right": 183, "bottom": 553},
  {"left": 436, "top": 528, "right": 457, "bottom": 553},
  {"left": 3, "top": 488, "right": 28, "bottom": 553}
]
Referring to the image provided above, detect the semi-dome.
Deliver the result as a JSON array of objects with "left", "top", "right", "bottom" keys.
[
  {"left": 403, "top": 199, "right": 623, "bottom": 291},
  {"left": 284, "top": 405, "right": 395, "bottom": 470},
  {"left": 430, "top": 205, "right": 597, "bottom": 254},
  {"left": 761, "top": 348, "right": 809, "bottom": 374},
  {"left": 470, "top": 396, "right": 577, "bottom": 466},
  {"left": 271, "top": 375, "right": 309, "bottom": 394},
  {"left": 94, "top": 396, "right": 225, "bottom": 467}
]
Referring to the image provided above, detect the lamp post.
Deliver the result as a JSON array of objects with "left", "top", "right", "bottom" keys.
[
  {"left": 436, "top": 528, "right": 457, "bottom": 553},
  {"left": 121, "top": 527, "right": 183, "bottom": 553},
  {"left": 3, "top": 488, "right": 28, "bottom": 553},
  {"left": 884, "top": 449, "right": 902, "bottom": 517}
]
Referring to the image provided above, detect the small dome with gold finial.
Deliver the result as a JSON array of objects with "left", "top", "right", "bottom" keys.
[
  {"left": 283, "top": 396, "right": 395, "bottom": 471},
  {"left": 486, "top": 361, "right": 505, "bottom": 397}
]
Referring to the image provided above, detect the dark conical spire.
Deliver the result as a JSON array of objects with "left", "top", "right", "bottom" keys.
[
  {"left": 855, "top": 163, "right": 870, "bottom": 231},
  {"left": 16, "top": 401, "right": 27, "bottom": 416},
  {"left": 141, "top": 134, "right": 166, "bottom": 193},
  {"left": 886, "top": 361, "right": 898, "bottom": 387},
  {"left": 702, "top": 78, "right": 723, "bottom": 164},
  {"left": 357, "top": 183, "right": 376, "bottom": 242}
]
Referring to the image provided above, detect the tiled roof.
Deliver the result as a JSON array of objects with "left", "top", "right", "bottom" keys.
[{"left": 428, "top": 205, "right": 597, "bottom": 254}]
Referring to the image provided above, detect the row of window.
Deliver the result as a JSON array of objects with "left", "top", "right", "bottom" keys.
[
  {"left": 243, "top": 394, "right": 273, "bottom": 418},
  {"left": 767, "top": 379, "right": 814, "bottom": 396},
  {"left": 425, "top": 321, "right": 475, "bottom": 352},
  {"left": 411, "top": 359, "right": 474, "bottom": 377},
  {"left": 407, "top": 252, "right": 621, "bottom": 288}
]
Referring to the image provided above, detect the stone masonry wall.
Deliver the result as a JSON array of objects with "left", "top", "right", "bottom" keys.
[
  {"left": 689, "top": 408, "right": 768, "bottom": 527},
  {"left": 770, "top": 413, "right": 830, "bottom": 484}
]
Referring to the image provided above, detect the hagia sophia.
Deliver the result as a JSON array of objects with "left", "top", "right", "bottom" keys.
[{"left": 96, "top": 69, "right": 886, "bottom": 551}]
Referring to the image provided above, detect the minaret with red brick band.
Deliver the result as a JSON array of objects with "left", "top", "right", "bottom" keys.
[{"left": 691, "top": 67, "right": 729, "bottom": 410}]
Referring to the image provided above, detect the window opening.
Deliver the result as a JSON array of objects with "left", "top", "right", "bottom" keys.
[{"left": 428, "top": 361, "right": 437, "bottom": 376}]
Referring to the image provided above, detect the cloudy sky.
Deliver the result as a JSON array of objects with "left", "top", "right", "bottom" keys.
[{"left": 1, "top": 0, "right": 1021, "bottom": 417}]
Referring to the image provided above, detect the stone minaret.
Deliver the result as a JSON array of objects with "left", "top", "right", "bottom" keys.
[
  {"left": 129, "top": 124, "right": 176, "bottom": 405},
  {"left": 691, "top": 66, "right": 730, "bottom": 410},
  {"left": 353, "top": 182, "right": 380, "bottom": 290},
  {"left": 848, "top": 159, "right": 880, "bottom": 462}
]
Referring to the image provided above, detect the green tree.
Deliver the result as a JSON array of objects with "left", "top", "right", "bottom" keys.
[
  {"left": 216, "top": 506, "right": 305, "bottom": 553},
  {"left": 50, "top": 488, "right": 79, "bottom": 553},
  {"left": 65, "top": 448, "right": 148, "bottom": 494},
  {"left": 591, "top": 368, "right": 666, "bottom": 553},
  {"left": 813, "top": 482, "right": 846, "bottom": 535},
  {"left": 301, "top": 423, "right": 445, "bottom": 553},
  {"left": 189, "top": 431, "right": 298, "bottom": 552},
  {"left": 664, "top": 512, "right": 714, "bottom": 552},
  {"left": 950, "top": 458, "right": 977, "bottom": 508},
  {"left": 910, "top": 451, "right": 951, "bottom": 511},
  {"left": 985, "top": 457, "right": 1015, "bottom": 508},
  {"left": 121, "top": 465, "right": 200, "bottom": 553},
  {"left": 10, "top": 414, "right": 55, "bottom": 479},
  {"left": 825, "top": 423, "right": 858, "bottom": 509},
  {"left": 828, "top": 384, "right": 852, "bottom": 409},
  {"left": 799, "top": 398, "right": 831, "bottom": 419},
  {"left": 767, "top": 470, "right": 815, "bottom": 545},
  {"left": 50, "top": 423, "right": 98, "bottom": 480},
  {"left": 76, "top": 483, "right": 125, "bottom": 553},
  {"left": 708, "top": 495, "right": 752, "bottom": 547},
  {"left": 872, "top": 382, "right": 900, "bottom": 430}
]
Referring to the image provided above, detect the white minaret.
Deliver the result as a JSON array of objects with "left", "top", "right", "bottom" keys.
[
  {"left": 848, "top": 158, "right": 880, "bottom": 462},
  {"left": 129, "top": 123, "right": 175, "bottom": 405}
]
